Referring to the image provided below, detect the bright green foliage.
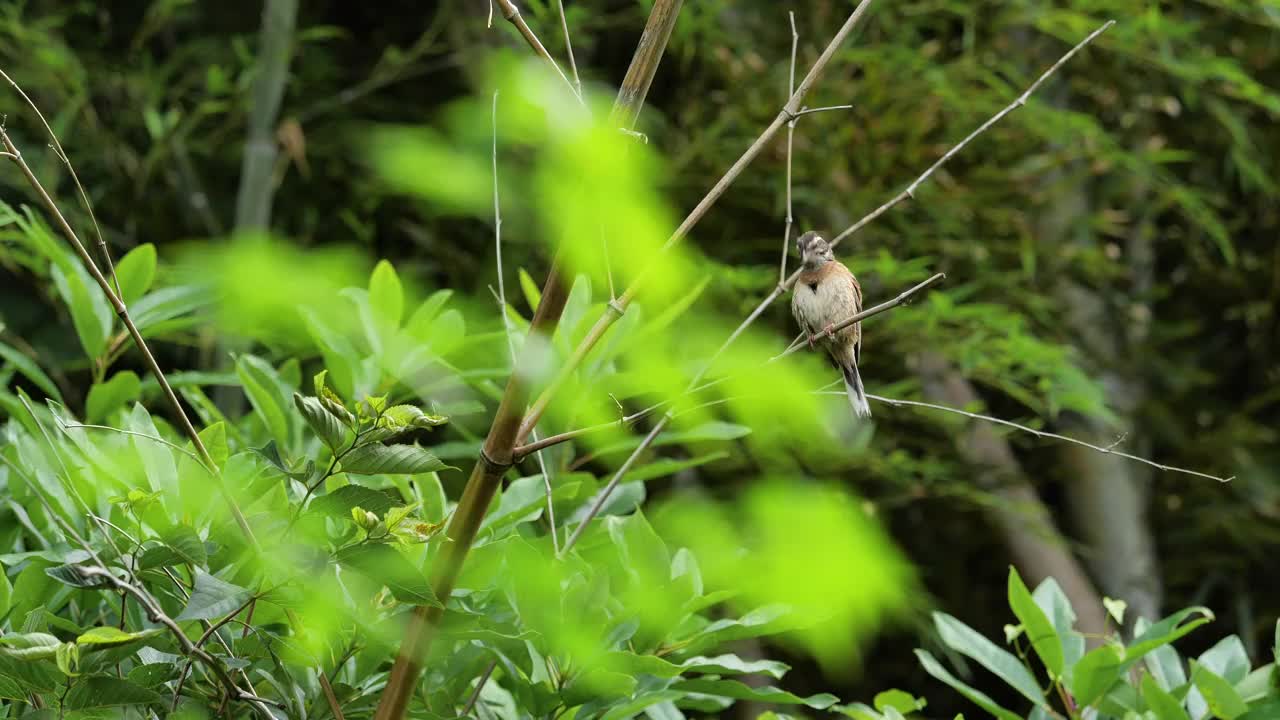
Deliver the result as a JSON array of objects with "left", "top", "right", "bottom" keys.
[
  {"left": 897, "top": 566, "right": 1279, "bottom": 720},
  {"left": 0, "top": 0, "right": 1275, "bottom": 717}
]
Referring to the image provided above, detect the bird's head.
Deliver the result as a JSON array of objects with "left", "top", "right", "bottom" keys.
[{"left": 797, "top": 230, "right": 835, "bottom": 269}]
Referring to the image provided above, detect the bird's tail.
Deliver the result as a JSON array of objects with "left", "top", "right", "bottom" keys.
[{"left": 839, "top": 348, "right": 872, "bottom": 419}]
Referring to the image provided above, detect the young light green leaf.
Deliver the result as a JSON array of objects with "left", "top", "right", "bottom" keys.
[
  {"left": 175, "top": 571, "right": 251, "bottom": 622},
  {"left": 0, "top": 562, "right": 11, "bottom": 620},
  {"left": 875, "top": 689, "right": 926, "bottom": 715},
  {"left": 0, "top": 632, "right": 61, "bottom": 660},
  {"left": 75, "top": 627, "right": 164, "bottom": 652},
  {"left": 1103, "top": 597, "right": 1127, "bottom": 626},
  {"left": 85, "top": 371, "right": 142, "bottom": 423},
  {"left": 933, "top": 612, "right": 1046, "bottom": 707},
  {"left": 197, "top": 421, "right": 228, "bottom": 469},
  {"left": 1008, "top": 566, "right": 1063, "bottom": 678},
  {"left": 368, "top": 259, "right": 404, "bottom": 329},
  {"left": 915, "top": 649, "right": 1021, "bottom": 720},
  {"left": 114, "top": 243, "right": 157, "bottom": 305},
  {"left": 519, "top": 267, "right": 541, "bottom": 311},
  {"left": 340, "top": 443, "right": 453, "bottom": 475}
]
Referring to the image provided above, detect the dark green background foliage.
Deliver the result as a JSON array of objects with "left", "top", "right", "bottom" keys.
[{"left": 0, "top": 0, "right": 1277, "bottom": 718}]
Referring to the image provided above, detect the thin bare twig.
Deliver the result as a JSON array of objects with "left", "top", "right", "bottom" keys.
[
  {"left": 0, "top": 68, "right": 117, "bottom": 298},
  {"left": 793, "top": 104, "right": 854, "bottom": 118},
  {"left": 779, "top": 11, "right": 799, "bottom": 285},
  {"left": 462, "top": 660, "right": 498, "bottom": 717},
  {"left": 57, "top": 421, "right": 207, "bottom": 467},
  {"left": 555, "top": 0, "right": 582, "bottom": 94},
  {"left": 494, "top": 0, "right": 580, "bottom": 99},
  {"left": 857, "top": 393, "right": 1233, "bottom": 483},
  {"left": 562, "top": 420, "right": 665, "bottom": 553},
  {"left": 0, "top": 128, "right": 258, "bottom": 546},
  {"left": 830, "top": 20, "right": 1116, "bottom": 247}
]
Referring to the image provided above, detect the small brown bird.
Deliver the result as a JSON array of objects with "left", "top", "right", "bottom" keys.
[{"left": 791, "top": 230, "right": 871, "bottom": 418}]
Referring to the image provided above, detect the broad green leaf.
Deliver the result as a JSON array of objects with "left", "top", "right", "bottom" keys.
[
  {"left": 0, "top": 563, "right": 11, "bottom": 620},
  {"left": 131, "top": 284, "right": 211, "bottom": 334},
  {"left": 0, "top": 673, "right": 25, "bottom": 701},
  {"left": 0, "top": 632, "right": 61, "bottom": 660},
  {"left": 1236, "top": 663, "right": 1276, "bottom": 703},
  {"left": 1032, "top": 577, "right": 1084, "bottom": 671},
  {"left": 1199, "top": 635, "right": 1251, "bottom": 684},
  {"left": 308, "top": 484, "right": 401, "bottom": 518},
  {"left": 139, "top": 525, "right": 207, "bottom": 569},
  {"left": 51, "top": 263, "right": 112, "bottom": 360},
  {"left": 933, "top": 612, "right": 1046, "bottom": 707},
  {"left": 294, "top": 393, "right": 351, "bottom": 451},
  {"left": 334, "top": 544, "right": 441, "bottom": 607},
  {"left": 1103, "top": 597, "right": 1127, "bottom": 625},
  {"left": 681, "top": 605, "right": 804, "bottom": 655},
  {"left": 671, "top": 679, "right": 838, "bottom": 709},
  {"left": 0, "top": 339, "right": 62, "bottom": 402},
  {"left": 368, "top": 259, "right": 404, "bottom": 329},
  {"left": 875, "top": 689, "right": 927, "bottom": 714},
  {"left": 340, "top": 443, "right": 453, "bottom": 475},
  {"left": 236, "top": 355, "right": 291, "bottom": 448},
  {"left": 75, "top": 627, "right": 164, "bottom": 652},
  {"left": 404, "top": 289, "right": 453, "bottom": 334},
  {"left": 1142, "top": 674, "right": 1191, "bottom": 720},
  {"left": 519, "top": 267, "right": 542, "bottom": 310},
  {"left": 65, "top": 675, "right": 163, "bottom": 709},
  {"left": 1008, "top": 566, "right": 1063, "bottom": 678},
  {"left": 1124, "top": 607, "right": 1214, "bottom": 663},
  {"left": 1192, "top": 662, "right": 1248, "bottom": 719},
  {"left": 175, "top": 571, "right": 251, "bottom": 622},
  {"left": 607, "top": 511, "right": 669, "bottom": 585},
  {"left": 679, "top": 654, "right": 789, "bottom": 680},
  {"left": 623, "top": 452, "right": 729, "bottom": 484},
  {"left": 196, "top": 421, "right": 228, "bottom": 470},
  {"left": 45, "top": 563, "right": 115, "bottom": 589},
  {"left": 114, "top": 243, "right": 157, "bottom": 305},
  {"left": 1070, "top": 643, "right": 1125, "bottom": 706},
  {"left": 127, "top": 663, "right": 173, "bottom": 687},
  {"left": 915, "top": 649, "right": 1021, "bottom": 720},
  {"left": 130, "top": 403, "right": 177, "bottom": 496},
  {"left": 85, "top": 370, "right": 141, "bottom": 423}
]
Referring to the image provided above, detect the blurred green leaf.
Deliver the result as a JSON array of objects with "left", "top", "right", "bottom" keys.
[
  {"left": 85, "top": 370, "right": 141, "bottom": 423},
  {"left": 1142, "top": 674, "right": 1191, "bottom": 720},
  {"left": 1070, "top": 643, "right": 1125, "bottom": 706},
  {"left": 175, "top": 571, "right": 251, "bottom": 622},
  {"left": 0, "top": 339, "right": 62, "bottom": 402}
]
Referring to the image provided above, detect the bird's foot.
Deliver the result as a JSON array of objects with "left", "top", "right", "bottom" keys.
[{"left": 820, "top": 323, "right": 836, "bottom": 340}]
